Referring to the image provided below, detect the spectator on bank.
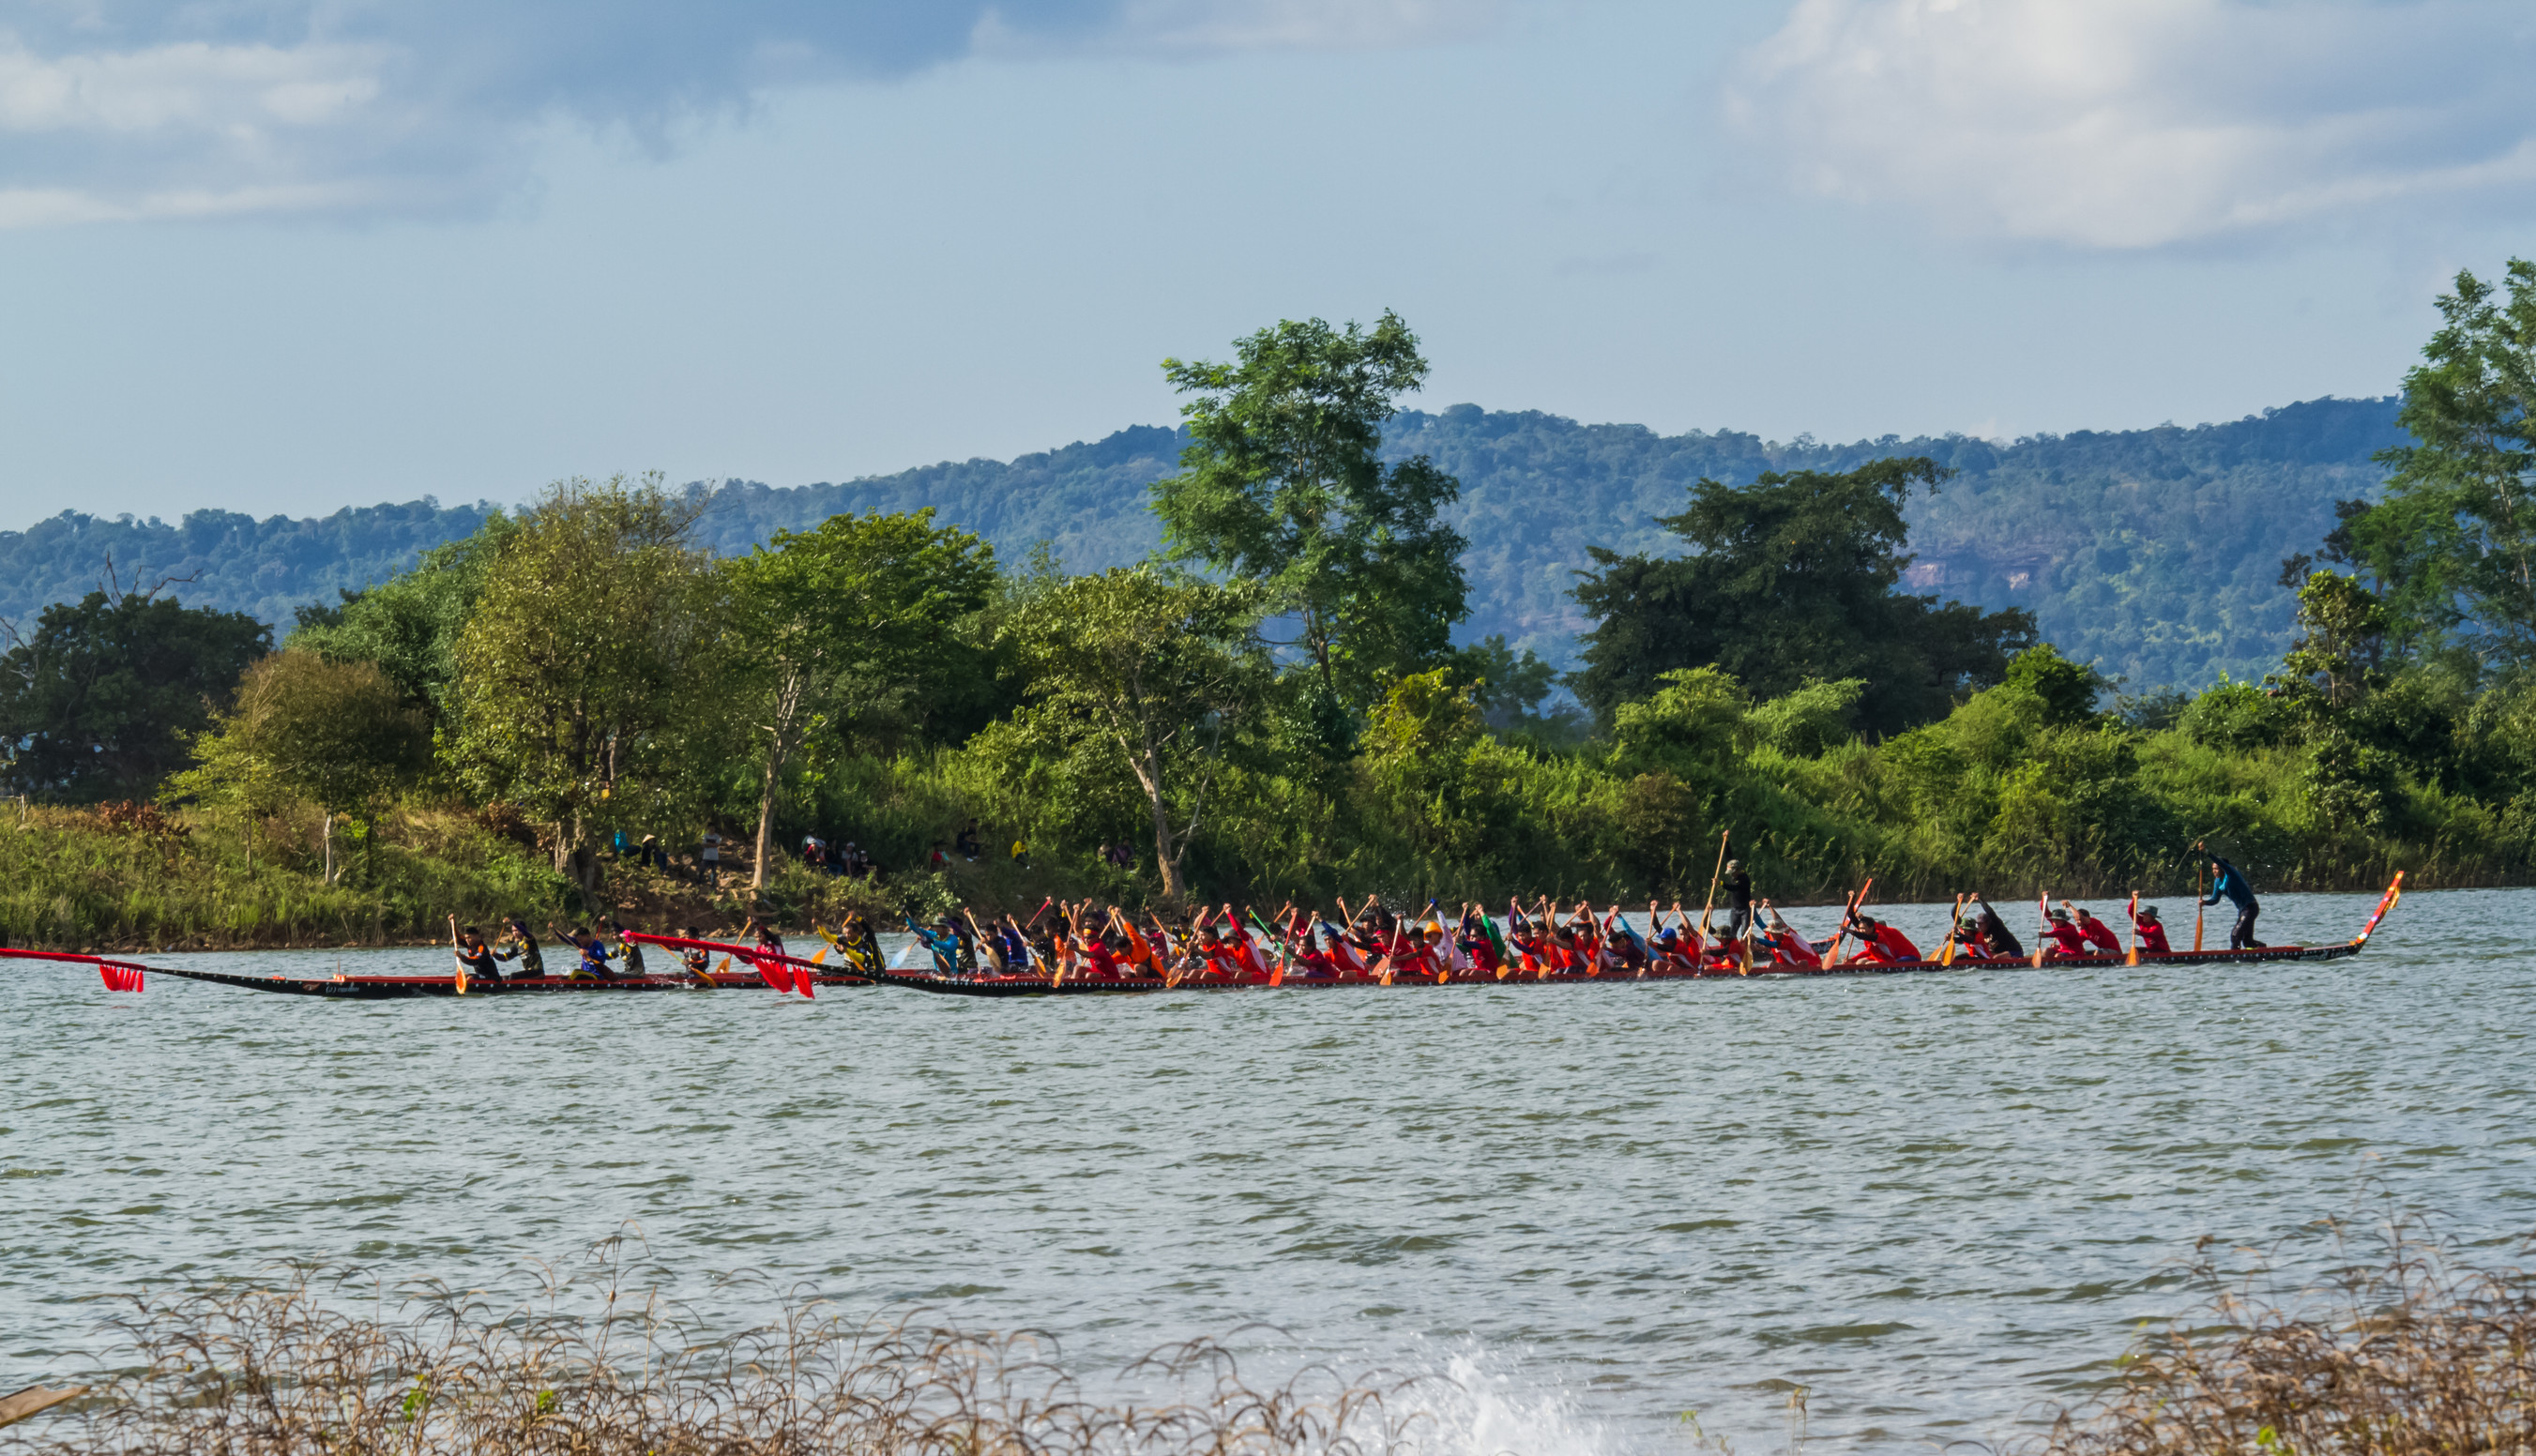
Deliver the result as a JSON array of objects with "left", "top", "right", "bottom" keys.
[
  {"left": 699, "top": 830, "right": 722, "bottom": 887},
  {"left": 955, "top": 823, "right": 982, "bottom": 861}
]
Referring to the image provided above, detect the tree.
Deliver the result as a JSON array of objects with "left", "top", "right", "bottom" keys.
[
  {"left": 2345, "top": 258, "right": 2536, "bottom": 666},
  {"left": 1151, "top": 311, "right": 1468, "bottom": 712},
  {"left": 448, "top": 475, "right": 712, "bottom": 896},
  {"left": 2278, "top": 569, "right": 2389, "bottom": 710},
  {"left": 169, "top": 652, "right": 431, "bottom": 880},
  {"left": 1570, "top": 457, "right": 2037, "bottom": 735},
  {"left": 288, "top": 515, "right": 517, "bottom": 729},
  {"left": 721, "top": 509, "right": 998, "bottom": 891},
  {"left": 0, "top": 586, "right": 269, "bottom": 802},
  {"left": 1000, "top": 569, "right": 1268, "bottom": 901}
]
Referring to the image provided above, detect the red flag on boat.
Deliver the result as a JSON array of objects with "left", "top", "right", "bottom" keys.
[
  {"left": 99, "top": 963, "right": 144, "bottom": 993},
  {"left": 748, "top": 953, "right": 813, "bottom": 996}
]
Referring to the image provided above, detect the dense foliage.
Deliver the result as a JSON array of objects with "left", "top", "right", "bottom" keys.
[
  {"left": 0, "top": 588, "right": 270, "bottom": 803},
  {"left": 1, "top": 402, "right": 2404, "bottom": 697},
  {"left": 1571, "top": 456, "right": 2036, "bottom": 733},
  {"left": 8, "top": 277, "right": 2533, "bottom": 949}
]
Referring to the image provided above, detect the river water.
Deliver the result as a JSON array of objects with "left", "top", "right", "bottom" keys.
[{"left": 4, "top": 886, "right": 2527, "bottom": 1452}]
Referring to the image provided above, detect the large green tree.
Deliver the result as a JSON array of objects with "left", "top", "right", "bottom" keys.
[
  {"left": 448, "top": 475, "right": 713, "bottom": 895},
  {"left": 1151, "top": 311, "right": 1467, "bottom": 714},
  {"left": 169, "top": 651, "right": 431, "bottom": 880},
  {"left": 721, "top": 508, "right": 999, "bottom": 890},
  {"left": 0, "top": 587, "right": 269, "bottom": 802},
  {"left": 2342, "top": 258, "right": 2536, "bottom": 668},
  {"left": 1570, "top": 457, "right": 2037, "bottom": 735},
  {"left": 289, "top": 514, "right": 518, "bottom": 729},
  {"left": 1000, "top": 569, "right": 1268, "bottom": 901}
]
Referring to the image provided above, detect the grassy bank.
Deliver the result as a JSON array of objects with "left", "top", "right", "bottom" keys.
[{"left": 0, "top": 803, "right": 577, "bottom": 951}]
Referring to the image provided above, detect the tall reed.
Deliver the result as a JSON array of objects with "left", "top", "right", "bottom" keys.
[
  {"left": 2041, "top": 1216, "right": 2536, "bottom": 1456},
  {"left": 4, "top": 1251, "right": 1430, "bottom": 1456}
]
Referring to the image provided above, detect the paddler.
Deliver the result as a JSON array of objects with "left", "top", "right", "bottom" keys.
[
  {"left": 448, "top": 916, "right": 502, "bottom": 985},
  {"left": 669, "top": 927, "right": 715, "bottom": 985},
  {"left": 2199, "top": 846, "right": 2264, "bottom": 949},
  {"left": 493, "top": 917, "right": 545, "bottom": 978},
  {"left": 2065, "top": 902, "right": 2123, "bottom": 954},
  {"left": 1757, "top": 901, "right": 1823, "bottom": 967},
  {"left": 2131, "top": 902, "right": 2174, "bottom": 955},
  {"left": 1969, "top": 896, "right": 2026, "bottom": 959},
  {"left": 2040, "top": 907, "right": 2093, "bottom": 959},
  {"left": 552, "top": 923, "right": 615, "bottom": 979},
  {"left": 608, "top": 919, "right": 647, "bottom": 978},
  {"left": 1841, "top": 910, "right": 1921, "bottom": 964}
]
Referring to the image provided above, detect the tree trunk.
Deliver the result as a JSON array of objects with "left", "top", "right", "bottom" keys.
[
  {"left": 751, "top": 666, "right": 804, "bottom": 893},
  {"left": 554, "top": 818, "right": 600, "bottom": 901},
  {"left": 1148, "top": 786, "right": 1183, "bottom": 902},
  {"left": 1133, "top": 738, "right": 1188, "bottom": 902},
  {"left": 751, "top": 751, "right": 784, "bottom": 893},
  {"left": 321, "top": 813, "right": 335, "bottom": 885}
]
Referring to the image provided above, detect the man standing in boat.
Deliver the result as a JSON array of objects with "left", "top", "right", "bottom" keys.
[
  {"left": 1721, "top": 859, "right": 1754, "bottom": 942},
  {"left": 2200, "top": 846, "right": 2263, "bottom": 950}
]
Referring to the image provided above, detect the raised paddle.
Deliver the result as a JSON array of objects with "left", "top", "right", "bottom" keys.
[
  {"left": 2030, "top": 892, "right": 2050, "bottom": 969},
  {"left": 2125, "top": 890, "right": 2140, "bottom": 966},
  {"left": 1823, "top": 878, "right": 1874, "bottom": 968},
  {"left": 1696, "top": 829, "right": 1729, "bottom": 942},
  {"left": 1938, "top": 892, "right": 1966, "bottom": 967}
]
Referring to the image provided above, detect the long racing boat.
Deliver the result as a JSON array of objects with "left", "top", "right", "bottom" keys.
[
  {"left": 842, "top": 873, "right": 2407, "bottom": 998},
  {"left": 2, "top": 874, "right": 2402, "bottom": 1002}
]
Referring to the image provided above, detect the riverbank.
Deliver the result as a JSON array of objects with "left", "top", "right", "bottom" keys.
[
  {"left": 0, "top": 804, "right": 965, "bottom": 952},
  {"left": 0, "top": 791, "right": 2474, "bottom": 953}
]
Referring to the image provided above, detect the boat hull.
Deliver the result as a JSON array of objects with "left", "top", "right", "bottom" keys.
[{"left": 843, "top": 938, "right": 2367, "bottom": 997}]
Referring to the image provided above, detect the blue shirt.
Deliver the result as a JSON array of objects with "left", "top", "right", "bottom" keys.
[{"left": 2202, "top": 857, "right": 2257, "bottom": 912}]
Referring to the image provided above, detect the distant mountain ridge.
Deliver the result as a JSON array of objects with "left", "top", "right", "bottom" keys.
[{"left": 0, "top": 396, "right": 2403, "bottom": 692}]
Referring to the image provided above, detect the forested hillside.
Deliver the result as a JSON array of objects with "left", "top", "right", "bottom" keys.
[{"left": 0, "top": 396, "right": 2401, "bottom": 691}]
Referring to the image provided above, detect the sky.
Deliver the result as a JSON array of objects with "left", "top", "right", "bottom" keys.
[{"left": 0, "top": 0, "right": 2532, "bottom": 530}]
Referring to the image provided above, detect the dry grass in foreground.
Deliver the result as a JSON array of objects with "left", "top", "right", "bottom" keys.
[
  {"left": 1, "top": 1253, "right": 1429, "bottom": 1456},
  {"left": 2040, "top": 1216, "right": 2536, "bottom": 1456}
]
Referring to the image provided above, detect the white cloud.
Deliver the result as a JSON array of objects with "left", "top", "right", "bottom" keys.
[
  {"left": 1727, "top": 0, "right": 2536, "bottom": 248},
  {"left": 0, "top": 0, "right": 1499, "bottom": 229}
]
